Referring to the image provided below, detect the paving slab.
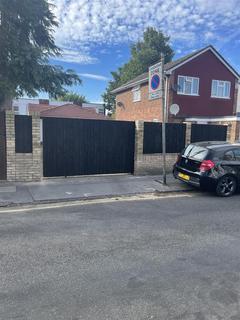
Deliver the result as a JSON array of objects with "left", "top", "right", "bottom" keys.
[
  {"left": 0, "top": 181, "right": 16, "bottom": 193},
  {"left": 0, "top": 186, "right": 16, "bottom": 193},
  {"left": 0, "top": 186, "right": 33, "bottom": 206},
  {"left": 155, "top": 176, "right": 194, "bottom": 193},
  {"left": 0, "top": 174, "right": 193, "bottom": 206},
  {"left": 28, "top": 176, "right": 160, "bottom": 202}
]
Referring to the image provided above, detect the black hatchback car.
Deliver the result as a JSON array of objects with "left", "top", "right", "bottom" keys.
[{"left": 173, "top": 141, "right": 240, "bottom": 197}]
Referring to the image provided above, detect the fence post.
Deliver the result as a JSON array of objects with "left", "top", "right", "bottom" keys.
[
  {"left": 134, "top": 120, "right": 144, "bottom": 175},
  {"left": 185, "top": 122, "right": 192, "bottom": 145}
]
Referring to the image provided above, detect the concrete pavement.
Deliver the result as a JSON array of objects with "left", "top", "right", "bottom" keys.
[
  {"left": 1, "top": 192, "right": 240, "bottom": 319},
  {"left": 0, "top": 174, "right": 193, "bottom": 206}
]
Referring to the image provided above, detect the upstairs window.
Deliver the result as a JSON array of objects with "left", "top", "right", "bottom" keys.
[
  {"left": 132, "top": 86, "right": 141, "bottom": 102},
  {"left": 177, "top": 76, "right": 199, "bottom": 96},
  {"left": 211, "top": 80, "right": 231, "bottom": 99}
]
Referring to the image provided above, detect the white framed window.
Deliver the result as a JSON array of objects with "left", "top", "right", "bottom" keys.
[
  {"left": 132, "top": 85, "right": 141, "bottom": 102},
  {"left": 177, "top": 76, "right": 199, "bottom": 96},
  {"left": 211, "top": 80, "right": 231, "bottom": 99}
]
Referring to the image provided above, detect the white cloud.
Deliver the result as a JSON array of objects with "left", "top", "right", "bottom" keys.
[
  {"left": 52, "top": 48, "right": 98, "bottom": 64},
  {"left": 51, "top": 0, "right": 240, "bottom": 62},
  {"left": 78, "top": 73, "right": 109, "bottom": 81},
  {"left": 204, "top": 31, "right": 215, "bottom": 41}
]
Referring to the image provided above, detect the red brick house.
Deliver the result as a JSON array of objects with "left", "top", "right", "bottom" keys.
[{"left": 112, "top": 45, "right": 240, "bottom": 123}]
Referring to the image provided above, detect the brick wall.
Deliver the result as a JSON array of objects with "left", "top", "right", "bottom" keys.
[
  {"left": 116, "top": 83, "right": 163, "bottom": 122},
  {"left": 0, "top": 112, "right": 6, "bottom": 180},
  {"left": 5, "top": 111, "right": 41, "bottom": 182},
  {"left": 2, "top": 112, "right": 238, "bottom": 180},
  {"left": 135, "top": 153, "right": 178, "bottom": 175},
  {"left": 133, "top": 120, "right": 240, "bottom": 175}
]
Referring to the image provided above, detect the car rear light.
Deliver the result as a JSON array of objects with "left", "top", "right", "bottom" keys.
[{"left": 200, "top": 160, "right": 215, "bottom": 172}]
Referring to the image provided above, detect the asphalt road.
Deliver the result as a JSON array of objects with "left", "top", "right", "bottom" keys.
[{"left": 1, "top": 192, "right": 240, "bottom": 320}]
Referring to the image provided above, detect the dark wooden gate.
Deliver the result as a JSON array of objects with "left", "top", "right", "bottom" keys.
[
  {"left": 191, "top": 124, "right": 227, "bottom": 143},
  {"left": 42, "top": 118, "right": 135, "bottom": 177}
]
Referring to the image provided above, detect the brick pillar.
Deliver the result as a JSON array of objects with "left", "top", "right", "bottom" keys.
[
  {"left": 185, "top": 122, "right": 192, "bottom": 145},
  {"left": 134, "top": 120, "right": 144, "bottom": 175},
  {"left": 5, "top": 111, "right": 42, "bottom": 182},
  {"left": 227, "top": 121, "right": 239, "bottom": 143},
  {"left": 236, "top": 121, "right": 240, "bottom": 141},
  {"left": 32, "top": 113, "right": 42, "bottom": 181},
  {"left": 226, "top": 123, "right": 233, "bottom": 142},
  {"left": 5, "top": 111, "right": 16, "bottom": 181}
]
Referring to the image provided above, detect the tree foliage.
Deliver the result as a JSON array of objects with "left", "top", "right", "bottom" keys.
[
  {"left": 57, "top": 92, "right": 88, "bottom": 106},
  {"left": 103, "top": 27, "right": 174, "bottom": 111},
  {"left": 0, "top": 0, "right": 81, "bottom": 109}
]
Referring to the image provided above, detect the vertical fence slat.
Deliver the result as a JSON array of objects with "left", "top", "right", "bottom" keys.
[{"left": 15, "top": 115, "right": 32, "bottom": 153}]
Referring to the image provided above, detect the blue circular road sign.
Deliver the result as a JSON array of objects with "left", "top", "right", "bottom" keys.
[{"left": 151, "top": 74, "right": 160, "bottom": 91}]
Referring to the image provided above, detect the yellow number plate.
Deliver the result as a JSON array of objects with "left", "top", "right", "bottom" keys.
[{"left": 178, "top": 173, "right": 190, "bottom": 181}]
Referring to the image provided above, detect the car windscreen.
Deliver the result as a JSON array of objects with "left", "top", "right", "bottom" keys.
[{"left": 183, "top": 144, "right": 209, "bottom": 161}]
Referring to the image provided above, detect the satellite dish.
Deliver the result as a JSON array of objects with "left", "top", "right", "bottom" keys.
[{"left": 170, "top": 104, "right": 180, "bottom": 116}]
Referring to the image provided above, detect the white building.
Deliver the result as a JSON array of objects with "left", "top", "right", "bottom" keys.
[
  {"left": 12, "top": 99, "right": 106, "bottom": 116},
  {"left": 82, "top": 103, "right": 105, "bottom": 115},
  {"left": 12, "top": 98, "right": 73, "bottom": 115}
]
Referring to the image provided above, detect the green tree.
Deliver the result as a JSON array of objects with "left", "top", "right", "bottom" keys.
[
  {"left": 57, "top": 92, "right": 88, "bottom": 106},
  {"left": 103, "top": 27, "right": 174, "bottom": 111},
  {"left": 0, "top": 0, "right": 81, "bottom": 109},
  {"left": 102, "top": 71, "right": 121, "bottom": 111}
]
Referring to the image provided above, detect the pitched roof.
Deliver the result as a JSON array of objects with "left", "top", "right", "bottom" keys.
[
  {"left": 111, "top": 45, "right": 240, "bottom": 94},
  {"left": 39, "top": 104, "right": 107, "bottom": 120},
  {"left": 28, "top": 103, "right": 58, "bottom": 113},
  {"left": 111, "top": 73, "right": 148, "bottom": 94}
]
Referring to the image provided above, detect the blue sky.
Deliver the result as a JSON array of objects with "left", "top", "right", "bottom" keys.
[{"left": 48, "top": 0, "right": 240, "bottom": 103}]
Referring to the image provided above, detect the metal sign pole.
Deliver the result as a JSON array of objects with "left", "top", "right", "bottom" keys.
[{"left": 161, "top": 53, "right": 167, "bottom": 185}]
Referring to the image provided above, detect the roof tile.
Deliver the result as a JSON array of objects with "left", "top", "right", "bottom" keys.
[{"left": 39, "top": 104, "right": 107, "bottom": 120}]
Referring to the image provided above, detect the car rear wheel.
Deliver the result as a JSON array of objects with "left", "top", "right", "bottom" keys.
[{"left": 216, "top": 175, "right": 237, "bottom": 197}]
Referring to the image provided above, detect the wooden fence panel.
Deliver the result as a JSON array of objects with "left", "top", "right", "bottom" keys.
[
  {"left": 15, "top": 115, "right": 32, "bottom": 153},
  {"left": 191, "top": 124, "right": 227, "bottom": 143},
  {"left": 0, "top": 112, "right": 6, "bottom": 179},
  {"left": 143, "top": 122, "right": 186, "bottom": 154}
]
